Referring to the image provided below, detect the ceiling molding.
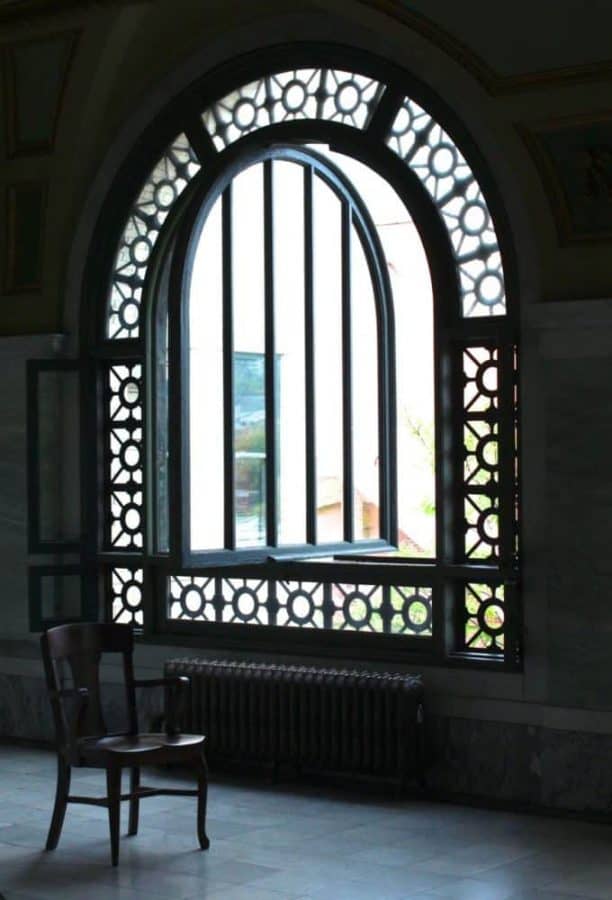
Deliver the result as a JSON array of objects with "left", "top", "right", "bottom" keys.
[
  {"left": 3, "top": 0, "right": 612, "bottom": 93},
  {"left": 0, "top": 0, "right": 150, "bottom": 23},
  {"left": 357, "top": 0, "right": 612, "bottom": 95}
]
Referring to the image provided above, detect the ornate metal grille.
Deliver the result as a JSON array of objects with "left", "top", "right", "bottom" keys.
[
  {"left": 97, "top": 52, "right": 517, "bottom": 666},
  {"left": 105, "top": 363, "right": 144, "bottom": 550},
  {"left": 107, "top": 134, "right": 201, "bottom": 339},
  {"left": 277, "top": 580, "right": 325, "bottom": 629},
  {"left": 462, "top": 346, "right": 501, "bottom": 561},
  {"left": 202, "top": 69, "right": 384, "bottom": 149},
  {"left": 167, "top": 575, "right": 433, "bottom": 637},
  {"left": 387, "top": 99, "right": 505, "bottom": 318},
  {"left": 104, "top": 75, "right": 507, "bottom": 342},
  {"left": 110, "top": 567, "right": 143, "bottom": 627},
  {"left": 464, "top": 582, "right": 505, "bottom": 653}
]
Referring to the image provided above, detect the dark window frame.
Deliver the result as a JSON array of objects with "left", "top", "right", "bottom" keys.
[
  {"left": 81, "top": 44, "right": 520, "bottom": 669},
  {"left": 164, "top": 143, "right": 399, "bottom": 566}
]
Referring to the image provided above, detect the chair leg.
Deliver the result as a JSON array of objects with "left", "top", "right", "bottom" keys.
[
  {"left": 196, "top": 751, "right": 210, "bottom": 850},
  {"left": 106, "top": 764, "right": 122, "bottom": 866},
  {"left": 128, "top": 766, "right": 140, "bottom": 836},
  {"left": 46, "top": 756, "right": 71, "bottom": 851}
]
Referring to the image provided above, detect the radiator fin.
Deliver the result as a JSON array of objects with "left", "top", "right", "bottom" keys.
[{"left": 165, "top": 658, "right": 424, "bottom": 783}]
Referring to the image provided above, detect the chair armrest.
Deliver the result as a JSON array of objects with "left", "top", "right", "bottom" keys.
[{"left": 132, "top": 677, "right": 190, "bottom": 736}]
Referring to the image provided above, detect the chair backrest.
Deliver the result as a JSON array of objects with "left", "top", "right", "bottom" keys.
[{"left": 41, "top": 623, "right": 137, "bottom": 748}]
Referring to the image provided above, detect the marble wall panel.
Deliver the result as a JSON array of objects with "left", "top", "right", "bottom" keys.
[
  {"left": 0, "top": 671, "right": 163, "bottom": 742},
  {"left": 539, "top": 727, "right": 612, "bottom": 813},
  {"left": 426, "top": 716, "right": 540, "bottom": 806},
  {"left": 0, "top": 673, "right": 54, "bottom": 741},
  {"left": 425, "top": 717, "right": 612, "bottom": 814},
  {"left": 544, "top": 355, "right": 612, "bottom": 709},
  {"left": 0, "top": 335, "right": 65, "bottom": 636},
  {"left": 3, "top": 664, "right": 612, "bottom": 816}
]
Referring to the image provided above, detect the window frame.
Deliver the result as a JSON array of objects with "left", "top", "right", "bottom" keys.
[
  {"left": 82, "top": 44, "right": 520, "bottom": 669},
  {"left": 166, "top": 141, "right": 402, "bottom": 566}
]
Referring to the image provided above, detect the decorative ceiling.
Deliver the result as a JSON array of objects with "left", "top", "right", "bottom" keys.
[
  {"left": 358, "top": 1, "right": 612, "bottom": 92},
  {"left": 375, "top": 0, "right": 612, "bottom": 73}
]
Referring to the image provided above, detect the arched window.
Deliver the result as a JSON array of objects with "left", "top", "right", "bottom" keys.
[{"left": 94, "top": 49, "right": 519, "bottom": 665}]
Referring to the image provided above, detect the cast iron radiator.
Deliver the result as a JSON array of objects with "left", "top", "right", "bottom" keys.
[{"left": 164, "top": 658, "right": 425, "bottom": 785}]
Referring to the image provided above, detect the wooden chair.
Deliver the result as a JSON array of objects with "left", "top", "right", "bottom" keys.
[{"left": 41, "top": 622, "right": 209, "bottom": 866}]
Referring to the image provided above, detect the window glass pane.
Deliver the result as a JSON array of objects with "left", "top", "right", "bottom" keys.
[
  {"left": 274, "top": 160, "right": 306, "bottom": 545},
  {"left": 313, "top": 173, "right": 343, "bottom": 544},
  {"left": 189, "top": 196, "right": 224, "bottom": 551},
  {"left": 351, "top": 225, "right": 380, "bottom": 540},
  {"left": 316, "top": 149, "right": 436, "bottom": 557},
  {"left": 232, "top": 164, "right": 266, "bottom": 548},
  {"left": 390, "top": 217, "right": 436, "bottom": 558}
]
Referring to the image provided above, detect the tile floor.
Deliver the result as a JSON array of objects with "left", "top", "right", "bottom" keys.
[{"left": 0, "top": 744, "right": 611, "bottom": 899}]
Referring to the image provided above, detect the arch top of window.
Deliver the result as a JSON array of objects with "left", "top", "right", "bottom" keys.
[
  {"left": 105, "top": 63, "right": 507, "bottom": 342},
  {"left": 174, "top": 142, "right": 399, "bottom": 562}
]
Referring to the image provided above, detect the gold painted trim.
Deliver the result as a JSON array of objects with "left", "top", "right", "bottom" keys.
[
  {"left": 2, "top": 29, "right": 79, "bottom": 158},
  {"left": 358, "top": 0, "right": 612, "bottom": 95},
  {"left": 518, "top": 112, "right": 612, "bottom": 245}
]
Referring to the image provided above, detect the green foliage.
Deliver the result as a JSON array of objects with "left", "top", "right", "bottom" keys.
[{"left": 235, "top": 422, "right": 265, "bottom": 453}]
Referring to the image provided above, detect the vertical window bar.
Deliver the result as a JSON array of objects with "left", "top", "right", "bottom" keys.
[
  {"left": 341, "top": 201, "right": 354, "bottom": 543},
  {"left": 498, "top": 340, "right": 516, "bottom": 569},
  {"left": 380, "top": 584, "right": 393, "bottom": 634},
  {"left": 447, "top": 341, "right": 464, "bottom": 566},
  {"left": 359, "top": 221, "right": 395, "bottom": 544},
  {"left": 222, "top": 186, "right": 235, "bottom": 549},
  {"left": 322, "top": 582, "right": 334, "bottom": 630},
  {"left": 264, "top": 160, "right": 277, "bottom": 546},
  {"left": 304, "top": 166, "right": 316, "bottom": 545}
]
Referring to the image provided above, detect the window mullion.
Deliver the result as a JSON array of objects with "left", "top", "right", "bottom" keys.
[
  {"left": 264, "top": 160, "right": 277, "bottom": 547},
  {"left": 341, "top": 201, "right": 354, "bottom": 543},
  {"left": 498, "top": 340, "right": 518, "bottom": 571},
  {"left": 304, "top": 165, "right": 317, "bottom": 545},
  {"left": 222, "top": 186, "right": 235, "bottom": 549}
]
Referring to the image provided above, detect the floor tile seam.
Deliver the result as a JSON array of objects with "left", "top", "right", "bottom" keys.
[{"left": 404, "top": 846, "right": 546, "bottom": 877}]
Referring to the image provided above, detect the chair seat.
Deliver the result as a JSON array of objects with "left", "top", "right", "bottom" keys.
[{"left": 78, "top": 732, "right": 206, "bottom": 763}]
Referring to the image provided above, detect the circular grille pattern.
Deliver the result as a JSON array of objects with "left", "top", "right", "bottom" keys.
[
  {"left": 165, "top": 575, "right": 433, "bottom": 637},
  {"left": 276, "top": 580, "right": 324, "bottom": 629},
  {"left": 107, "top": 133, "right": 201, "bottom": 339},
  {"left": 107, "top": 364, "right": 144, "bottom": 550},
  {"left": 392, "top": 587, "right": 433, "bottom": 635},
  {"left": 202, "top": 69, "right": 383, "bottom": 152},
  {"left": 106, "top": 67, "right": 507, "bottom": 339},
  {"left": 387, "top": 98, "right": 505, "bottom": 317},
  {"left": 332, "top": 584, "right": 382, "bottom": 633},
  {"left": 287, "top": 588, "right": 315, "bottom": 624},
  {"left": 111, "top": 568, "right": 143, "bottom": 626},
  {"left": 222, "top": 579, "right": 269, "bottom": 625},
  {"left": 167, "top": 576, "right": 216, "bottom": 622},
  {"left": 465, "top": 583, "right": 505, "bottom": 652}
]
